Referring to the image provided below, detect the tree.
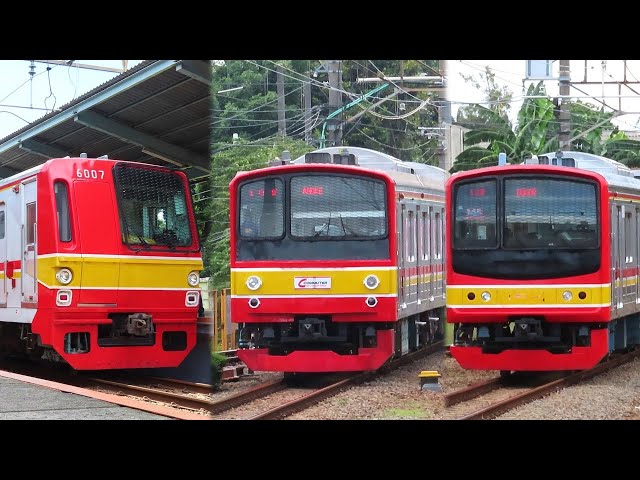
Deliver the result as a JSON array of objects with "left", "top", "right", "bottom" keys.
[
  {"left": 456, "top": 66, "right": 513, "bottom": 127},
  {"left": 207, "top": 60, "right": 447, "bottom": 281},
  {"left": 601, "top": 134, "right": 640, "bottom": 167},
  {"left": 212, "top": 60, "right": 444, "bottom": 165},
  {"left": 340, "top": 60, "right": 442, "bottom": 164},
  {"left": 452, "top": 81, "right": 639, "bottom": 172},
  {"left": 453, "top": 82, "right": 556, "bottom": 172},
  {"left": 212, "top": 60, "right": 322, "bottom": 148}
]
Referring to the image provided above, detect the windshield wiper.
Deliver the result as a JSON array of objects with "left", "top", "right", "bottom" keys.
[
  {"left": 338, "top": 214, "right": 351, "bottom": 236},
  {"left": 132, "top": 231, "right": 151, "bottom": 249},
  {"left": 314, "top": 212, "right": 333, "bottom": 237}
]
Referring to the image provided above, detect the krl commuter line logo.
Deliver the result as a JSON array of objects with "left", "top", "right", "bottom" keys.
[{"left": 294, "top": 277, "right": 332, "bottom": 289}]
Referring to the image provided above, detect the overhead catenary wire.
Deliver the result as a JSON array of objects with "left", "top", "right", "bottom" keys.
[
  {"left": 211, "top": 86, "right": 303, "bottom": 127},
  {"left": 44, "top": 63, "right": 57, "bottom": 113},
  {"left": 247, "top": 60, "right": 360, "bottom": 101}
]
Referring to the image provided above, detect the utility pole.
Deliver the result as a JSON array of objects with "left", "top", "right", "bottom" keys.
[
  {"left": 558, "top": 60, "right": 571, "bottom": 150},
  {"left": 327, "top": 60, "right": 343, "bottom": 147},
  {"left": 438, "top": 60, "right": 452, "bottom": 171},
  {"left": 304, "top": 71, "right": 312, "bottom": 144},
  {"left": 276, "top": 64, "right": 286, "bottom": 137}
]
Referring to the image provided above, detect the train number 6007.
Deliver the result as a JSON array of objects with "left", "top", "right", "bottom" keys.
[{"left": 76, "top": 169, "right": 105, "bottom": 179}]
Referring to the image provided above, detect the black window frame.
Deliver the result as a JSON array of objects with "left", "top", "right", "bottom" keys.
[
  {"left": 112, "top": 163, "right": 200, "bottom": 253},
  {"left": 502, "top": 175, "right": 600, "bottom": 250},
  {"left": 452, "top": 174, "right": 600, "bottom": 251},
  {"left": 452, "top": 178, "right": 499, "bottom": 250},
  {"left": 238, "top": 176, "right": 286, "bottom": 241}
]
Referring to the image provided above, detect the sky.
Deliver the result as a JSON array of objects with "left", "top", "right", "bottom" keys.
[
  {"left": 4, "top": 59, "right": 640, "bottom": 145},
  {"left": 448, "top": 60, "right": 640, "bottom": 135},
  {"left": 0, "top": 60, "right": 144, "bottom": 140}
]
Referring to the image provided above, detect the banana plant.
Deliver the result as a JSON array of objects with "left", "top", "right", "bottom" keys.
[{"left": 453, "top": 82, "right": 633, "bottom": 172}]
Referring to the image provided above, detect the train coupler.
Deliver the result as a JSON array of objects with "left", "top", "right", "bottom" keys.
[{"left": 127, "top": 313, "right": 153, "bottom": 336}]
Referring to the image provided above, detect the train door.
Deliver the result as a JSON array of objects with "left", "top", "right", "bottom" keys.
[
  {"left": 399, "top": 204, "right": 406, "bottom": 309},
  {"left": 613, "top": 204, "right": 623, "bottom": 311},
  {"left": 420, "top": 210, "right": 429, "bottom": 304},
  {"left": 623, "top": 209, "right": 635, "bottom": 306},
  {"left": 435, "top": 208, "right": 443, "bottom": 298},
  {"left": 636, "top": 207, "right": 640, "bottom": 303},
  {"left": 21, "top": 179, "right": 37, "bottom": 306},
  {"left": 416, "top": 206, "right": 423, "bottom": 304},
  {"left": 408, "top": 208, "right": 417, "bottom": 307},
  {"left": 441, "top": 205, "right": 446, "bottom": 297},
  {"left": 0, "top": 204, "right": 6, "bottom": 306},
  {"left": 431, "top": 208, "right": 436, "bottom": 303}
]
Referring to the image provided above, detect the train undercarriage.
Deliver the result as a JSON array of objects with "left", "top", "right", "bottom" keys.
[
  {"left": 237, "top": 308, "right": 444, "bottom": 373},
  {"left": 450, "top": 314, "right": 640, "bottom": 371}
]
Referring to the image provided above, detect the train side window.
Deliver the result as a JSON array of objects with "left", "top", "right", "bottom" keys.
[
  {"left": 625, "top": 211, "right": 633, "bottom": 263},
  {"left": 54, "top": 181, "right": 72, "bottom": 242},
  {"left": 421, "top": 212, "right": 428, "bottom": 260},
  {"left": 408, "top": 210, "right": 415, "bottom": 261},
  {"left": 26, "top": 203, "right": 36, "bottom": 245},
  {"left": 637, "top": 208, "right": 640, "bottom": 267},
  {"left": 418, "top": 209, "right": 424, "bottom": 261},
  {"left": 435, "top": 211, "right": 442, "bottom": 259},
  {"left": 0, "top": 210, "right": 4, "bottom": 239},
  {"left": 402, "top": 204, "right": 408, "bottom": 260},
  {"left": 426, "top": 208, "right": 432, "bottom": 260}
]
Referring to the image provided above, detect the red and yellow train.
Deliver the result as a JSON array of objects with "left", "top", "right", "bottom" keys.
[
  {"left": 0, "top": 156, "right": 203, "bottom": 370},
  {"left": 447, "top": 151, "right": 640, "bottom": 373},
  {"left": 230, "top": 147, "right": 447, "bottom": 373}
]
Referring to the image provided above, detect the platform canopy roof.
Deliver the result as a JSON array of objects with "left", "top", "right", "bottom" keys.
[{"left": 0, "top": 60, "right": 211, "bottom": 181}]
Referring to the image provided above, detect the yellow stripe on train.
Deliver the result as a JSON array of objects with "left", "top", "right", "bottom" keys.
[
  {"left": 232, "top": 267, "right": 397, "bottom": 296},
  {"left": 446, "top": 284, "right": 611, "bottom": 307},
  {"left": 37, "top": 255, "right": 203, "bottom": 289}
]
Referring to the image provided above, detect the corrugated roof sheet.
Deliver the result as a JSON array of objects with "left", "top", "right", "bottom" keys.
[{"left": 0, "top": 60, "right": 210, "bottom": 180}]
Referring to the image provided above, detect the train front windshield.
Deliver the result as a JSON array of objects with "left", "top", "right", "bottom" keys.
[
  {"left": 237, "top": 173, "right": 389, "bottom": 261},
  {"left": 452, "top": 176, "right": 600, "bottom": 279},
  {"left": 114, "top": 164, "right": 195, "bottom": 251},
  {"left": 290, "top": 176, "right": 386, "bottom": 239}
]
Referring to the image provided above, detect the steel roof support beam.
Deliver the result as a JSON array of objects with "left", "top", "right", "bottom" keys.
[
  {"left": 19, "top": 139, "right": 70, "bottom": 159},
  {"left": 0, "top": 60, "right": 179, "bottom": 156},
  {"left": 74, "top": 110, "right": 210, "bottom": 173},
  {"left": 175, "top": 60, "right": 211, "bottom": 84}
]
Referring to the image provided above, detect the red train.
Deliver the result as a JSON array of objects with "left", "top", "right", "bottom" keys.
[
  {"left": 230, "top": 147, "right": 447, "bottom": 373},
  {"left": 446, "top": 151, "right": 640, "bottom": 373},
  {"left": 0, "top": 156, "right": 203, "bottom": 370}
]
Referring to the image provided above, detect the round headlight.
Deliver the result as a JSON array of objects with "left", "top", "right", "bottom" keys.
[
  {"left": 187, "top": 271, "right": 200, "bottom": 287},
  {"left": 562, "top": 291, "right": 573, "bottom": 301},
  {"left": 364, "top": 274, "right": 380, "bottom": 290},
  {"left": 246, "top": 275, "right": 262, "bottom": 291},
  {"left": 55, "top": 268, "right": 73, "bottom": 285},
  {"left": 481, "top": 291, "right": 491, "bottom": 302}
]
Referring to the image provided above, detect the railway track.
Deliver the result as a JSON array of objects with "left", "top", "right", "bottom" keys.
[
  {"left": 0, "top": 359, "right": 216, "bottom": 419},
  {"left": 210, "top": 340, "right": 445, "bottom": 420},
  {"left": 86, "top": 377, "right": 215, "bottom": 416},
  {"left": 0, "top": 340, "right": 444, "bottom": 420},
  {"left": 442, "top": 348, "right": 640, "bottom": 420}
]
